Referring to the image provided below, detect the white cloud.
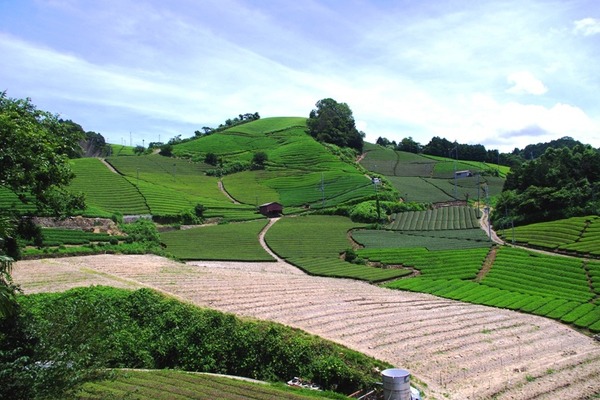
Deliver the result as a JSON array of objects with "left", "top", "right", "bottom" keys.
[
  {"left": 506, "top": 71, "right": 548, "bottom": 95},
  {"left": 573, "top": 18, "right": 600, "bottom": 36}
]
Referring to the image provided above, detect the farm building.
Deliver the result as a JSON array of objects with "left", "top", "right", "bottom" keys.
[
  {"left": 259, "top": 202, "right": 283, "bottom": 216},
  {"left": 454, "top": 170, "right": 473, "bottom": 178}
]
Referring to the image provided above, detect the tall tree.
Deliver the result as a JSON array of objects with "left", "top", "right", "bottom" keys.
[
  {"left": 0, "top": 92, "right": 85, "bottom": 257},
  {"left": 307, "top": 98, "right": 364, "bottom": 152}
]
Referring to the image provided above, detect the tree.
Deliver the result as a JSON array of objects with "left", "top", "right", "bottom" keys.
[
  {"left": 159, "top": 143, "right": 173, "bottom": 157},
  {"left": 0, "top": 256, "right": 18, "bottom": 318},
  {"left": 493, "top": 144, "right": 600, "bottom": 226},
  {"left": 204, "top": 152, "right": 218, "bottom": 166},
  {"left": 251, "top": 151, "right": 268, "bottom": 169},
  {"left": 0, "top": 92, "right": 85, "bottom": 222},
  {"left": 398, "top": 137, "right": 422, "bottom": 153},
  {"left": 422, "top": 136, "right": 453, "bottom": 157},
  {"left": 376, "top": 137, "right": 391, "bottom": 147},
  {"left": 307, "top": 98, "right": 364, "bottom": 152}
]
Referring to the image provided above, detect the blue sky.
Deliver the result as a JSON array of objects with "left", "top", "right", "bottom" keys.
[{"left": 1, "top": 0, "right": 599, "bottom": 152}]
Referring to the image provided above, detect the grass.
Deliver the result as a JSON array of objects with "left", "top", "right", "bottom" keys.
[
  {"left": 36, "top": 228, "right": 121, "bottom": 246},
  {"left": 385, "top": 176, "right": 454, "bottom": 203},
  {"left": 361, "top": 145, "right": 507, "bottom": 201},
  {"left": 352, "top": 229, "right": 492, "bottom": 251},
  {"left": 265, "top": 215, "right": 407, "bottom": 282},
  {"left": 359, "top": 247, "right": 489, "bottom": 280},
  {"left": 378, "top": 244, "right": 600, "bottom": 332},
  {"left": 69, "top": 158, "right": 150, "bottom": 215},
  {"left": 388, "top": 206, "right": 481, "bottom": 230},
  {"left": 0, "top": 186, "right": 37, "bottom": 213},
  {"left": 498, "top": 215, "right": 600, "bottom": 257},
  {"left": 171, "top": 118, "right": 378, "bottom": 209},
  {"left": 77, "top": 369, "right": 347, "bottom": 400},
  {"left": 160, "top": 220, "right": 274, "bottom": 261}
]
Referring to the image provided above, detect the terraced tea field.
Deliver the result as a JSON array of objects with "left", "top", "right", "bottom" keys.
[
  {"left": 69, "top": 158, "right": 150, "bottom": 215},
  {"left": 499, "top": 215, "right": 600, "bottom": 257},
  {"left": 360, "top": 144, "right": 506, "bottom": 203},
  {"left": 13, "top": 255, "right": 600, "bottom": 400},
  {"left": 77, "top": 369, "right": 341, "bottom": 400},
  {"left": 372, "top": 246, "right": 600, "bottom": 332},
  {"left": 161, "top": 220, "right": 274, "bottom": 261},
  {"left": 388, "top": 206, "right": 481, "bottom": 230}
]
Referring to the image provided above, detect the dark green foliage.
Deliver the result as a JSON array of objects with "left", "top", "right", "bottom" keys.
[
  {"left": 194, "top": 203, "right": 204, "bottom": 218},
  {"left": 204, "top": 152, "right": 218, "bottom": 166},
  {"left": 493, "top": 145, "right": 600, "bottom": 226},
  {"left": 307, "top": 98, "right": 364, "bottom": 152},
  {"left": 159, "top": 143, "right": 173, "bottom": 157},
  {"left": 9, "top": 287, "right": 389, "bottom": 397},
  {"left": 120, "top": 218, "right": 160, "bottom": 247},
  {"left": 0, "top": 92, "right": 86, "bottom": 218},
  {"left": 251, "top": 151, "right": 268, "bottom": 169}
]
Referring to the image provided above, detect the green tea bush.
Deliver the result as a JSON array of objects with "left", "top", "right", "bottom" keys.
[{"left": 9, "top": 287, "right": 390, "bottom": 397}]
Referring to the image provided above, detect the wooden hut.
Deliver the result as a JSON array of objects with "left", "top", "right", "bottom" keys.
[{"left": 259, "top": 202, "right": 283, "bottom": 217}]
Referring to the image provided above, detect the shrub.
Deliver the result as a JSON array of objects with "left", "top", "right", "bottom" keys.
[{"left": 349, "top": 201, "right": 381, "bottom": 223}]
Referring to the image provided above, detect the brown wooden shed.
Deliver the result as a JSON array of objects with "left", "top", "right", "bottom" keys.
[{"left": 259, "top": 202, "right": 283, "bottom": 217}]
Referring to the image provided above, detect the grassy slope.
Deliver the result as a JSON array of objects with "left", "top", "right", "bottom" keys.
[
  {"left": 175, "top": 118, "right": 375, "bottom": 209},
  {"left": 77, "top": 369, "right": 347, "bottom": 400},
  {"left": 160, "top": 220, "right": 274, "bottom": 261},
  {"left": 361, "top": 143, "right": 506, "bottom": 202}
]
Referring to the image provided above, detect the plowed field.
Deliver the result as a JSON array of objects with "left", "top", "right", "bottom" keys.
[{"left": 13, "top": 255, "right": 600, "bottom": 399}]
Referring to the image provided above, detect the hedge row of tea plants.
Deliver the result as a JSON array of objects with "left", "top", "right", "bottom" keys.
[
  {"left": 352, "top": 228, "right": 492, "bottom": 251},
  {"left": 69, "top": 158, "right": 150, "bottom": 215},
  {"left": 388, "top": 206, "right": 480, "bottom": 231},
  {"left": 160, "top": 219, "right": 273, "bottom": 261},
  {"left": 384, "top": 277, "right": 600, "bottom": 332},
  {"left": 77, "top": 369, "right": 348, "bottom": 400},
  {"left": 4, "top": 286, "right": 389, "bottom": 399}
]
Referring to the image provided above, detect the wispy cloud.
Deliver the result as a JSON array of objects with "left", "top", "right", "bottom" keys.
[
  {"left": 506, "top": 71, "right": 548, "bottom": 95},
  {"left": 573, "top": 17, "right": 600, "bottom": 36},
  {"left": 1, "top": 0, "right": 599, "bottom": 152}
]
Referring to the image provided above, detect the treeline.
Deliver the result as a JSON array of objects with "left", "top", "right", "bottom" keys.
[
  {"left": 377, "top": 135, "right": 502, "bottom": 164},
  {"left": 375, "top": 135, "right": 592, "bottom": 167},
  {"left": 1, "top": 286, "right": 388, "bottom": 399},
  {"left": 492, "top": 144, "right": 600, "bottom": 227},
  {"left": 195, "top": 112, "right": 260, "bottom": 137}
]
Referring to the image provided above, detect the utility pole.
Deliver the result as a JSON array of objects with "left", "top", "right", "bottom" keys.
[
  {"left": 450, "top": 144, "right": 458, "bottom": 199},
  {"left": 477, "top": 174, "right": 481, "bottom": 218},
  {"left": 320, "top": 173, "right": 326, "bottom": 208},
  {"left": 373, "top": 177, "right": 381, "bottom": 222}
]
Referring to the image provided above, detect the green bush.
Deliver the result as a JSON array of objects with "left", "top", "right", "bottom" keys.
[{"left": 7, "top": 287, "right": 389, "bottom": 398}]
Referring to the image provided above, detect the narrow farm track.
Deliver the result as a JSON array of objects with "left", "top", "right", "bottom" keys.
[{"left": 13, "top": 255, "right": 600, "bottom": 400}]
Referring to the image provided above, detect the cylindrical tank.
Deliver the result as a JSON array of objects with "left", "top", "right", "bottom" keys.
[{"left": 381, "top": 368, "right": 411, "bottom": 400}]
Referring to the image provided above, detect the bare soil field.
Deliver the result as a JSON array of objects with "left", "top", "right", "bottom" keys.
[{"left": 13, "top": 255, "right": 600, "bottom": 399}]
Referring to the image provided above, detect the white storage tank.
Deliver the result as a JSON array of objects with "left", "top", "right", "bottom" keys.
[{"left": 381, "top": 368, "right": 411, "bottom": 400}]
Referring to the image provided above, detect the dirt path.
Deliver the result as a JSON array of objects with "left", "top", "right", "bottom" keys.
[
  {"left": 12, "top": 255, "right": 600, "bottom": 400},
  {"left": 218, "top": 180, "right": 240, "bottom": 204},
  {"left": 479, "top": 208, "right": 504, "bottom": 244},
  {"left": 99, "top": 158, "right": 119, "bottom": 174}
]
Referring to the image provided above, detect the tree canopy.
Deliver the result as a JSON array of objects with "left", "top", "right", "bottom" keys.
[
  {"left": 0, "top": 92, "right": 85, "bottom": 256},
  {"left": 307, "top": 98, "right": 364, "bottom": 152},
  {"left": 493, "top": 144, "right": 600, "bottom": 227}
]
